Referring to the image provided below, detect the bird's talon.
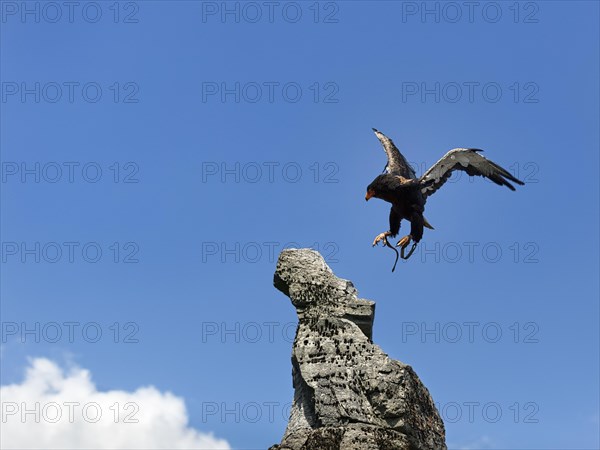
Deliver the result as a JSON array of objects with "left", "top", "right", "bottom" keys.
[
  {"left": 372, "top": 232, "right": 390, "bottom": 247},
  {"left": 396, "top": 235, "right": 412, "bottom": 249}
]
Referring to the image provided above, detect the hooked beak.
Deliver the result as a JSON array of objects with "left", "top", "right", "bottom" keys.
[{"left": 365, "top": 190, "right": 374, "bottom": 201}]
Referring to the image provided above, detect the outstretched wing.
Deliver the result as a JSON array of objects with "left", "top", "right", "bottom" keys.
[
  {"left": 420, "top": 148, "right": 524, "bottom": 198},
  {"left": 372, "top": 128, "right": 417, "bottom": 180}
]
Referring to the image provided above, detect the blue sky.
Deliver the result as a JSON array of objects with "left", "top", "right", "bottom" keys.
[{"left": 1, "top": 1, "right": 598, "bottom": 449}]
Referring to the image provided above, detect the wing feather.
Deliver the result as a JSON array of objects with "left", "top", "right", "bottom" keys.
[
  {"left": 419, "top": 148, "right": 524, "bottom": 197},
  {"left": 372, "top": 128, "right": 417, "bottom": 180}
]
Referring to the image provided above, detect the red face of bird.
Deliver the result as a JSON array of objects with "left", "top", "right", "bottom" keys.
[{"left": 365, "top": 189, "right": 375, "bottom": 201}]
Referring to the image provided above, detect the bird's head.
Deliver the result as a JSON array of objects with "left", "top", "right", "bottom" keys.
[{"left": 365, "top": 174, "right": 393, "bottom": 201}]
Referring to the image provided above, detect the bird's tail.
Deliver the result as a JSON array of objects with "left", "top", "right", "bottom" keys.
[{"left": 424, "top": 217, "right": 434, "bottom": 230}]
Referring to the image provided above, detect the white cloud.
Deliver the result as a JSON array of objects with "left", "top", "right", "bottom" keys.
[{"left": 0, "top": 358, "right": 230, "bottom": 450}]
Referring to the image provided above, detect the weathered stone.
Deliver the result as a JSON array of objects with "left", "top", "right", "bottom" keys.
[{"left": 270, "top": 249, "right": 446, "bottom": 450}]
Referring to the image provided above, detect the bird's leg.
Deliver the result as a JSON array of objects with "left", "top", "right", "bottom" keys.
[
  {"left": 372, "top": 231, "right": 392, "bottom": 247},
  {"left": 396, "top": 234, "right": 418, "bottom": 260}
]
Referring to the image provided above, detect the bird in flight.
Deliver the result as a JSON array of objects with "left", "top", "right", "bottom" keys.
[{"left": 365, "top": 128, "right": 524, "bottom": 270}]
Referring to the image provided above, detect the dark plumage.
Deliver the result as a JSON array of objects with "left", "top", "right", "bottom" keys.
[{"left": 366, "top": 128, "right": 524, "bottom": 266}]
